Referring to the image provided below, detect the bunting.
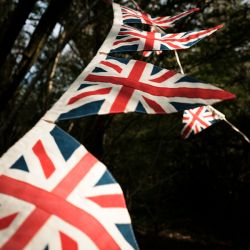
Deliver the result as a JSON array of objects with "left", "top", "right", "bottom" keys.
[
  {"left": 116, "top": 3, "right": 200, "bottom": 29},
  {"left": 42, "top": 55, "right": 235, "bottom": 122},
  {"left": 181, "top": 106, "right": 223, "bottom": 139},
  {"left": 0, "top": 1, "right": 240, "bottom": 250},
  {"left": 100, "top": 23, "right": 223, "bottom": 54},
  {"left": 0, "top": 120, "right": 139, "bottom": 250}
]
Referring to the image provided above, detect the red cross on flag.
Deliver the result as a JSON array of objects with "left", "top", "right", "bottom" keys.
[
  {"left": 42, "top": 55, "right": 235, "bottom": 122},
  {"left": 100, "top": 23, "right": 223, "bottom": 54},
  {"left": 181, "top": 106, "right": 224, "bottom": 139},
  {"left": 0, "top": 120, "right": 139, "bottom": 250},
  {"left": 115, "top": 3, "right": 200, "bottom": 30}
]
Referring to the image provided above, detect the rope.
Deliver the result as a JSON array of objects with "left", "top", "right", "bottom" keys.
[{"left": 174, "top": 43, "right": 250, "bottom": 144}]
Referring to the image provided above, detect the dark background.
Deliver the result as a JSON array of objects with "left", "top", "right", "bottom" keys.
[{"left": 0, "top": 0, "right": 250, "bottom": 249}]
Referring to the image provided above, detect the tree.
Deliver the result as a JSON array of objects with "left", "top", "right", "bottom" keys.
[{"left": 0, "top": 0, "right": 74, "bottom": 110}]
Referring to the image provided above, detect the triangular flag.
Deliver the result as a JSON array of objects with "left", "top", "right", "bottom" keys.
[
  {"left": 0, "top": 120, "right": 139, "bottom": 250},
  {"left": 98, "top": 3, "right": 222, "bottom": 55},
  {"left": 181, "top": 106, "right": 224, "bottom": 139},
  {"left": 116, "top": 3, "right": 199, "bottom": 29},
  {"left": 43, "top": 55, "right": 235, "bottom": 122},
  {"left": 101, "top": 23, "right": 223, "bottom": 54}
]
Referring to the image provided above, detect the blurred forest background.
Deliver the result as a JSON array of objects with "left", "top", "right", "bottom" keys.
[{"left": 0, "top": 0, "right": 250, "bottom": 249}]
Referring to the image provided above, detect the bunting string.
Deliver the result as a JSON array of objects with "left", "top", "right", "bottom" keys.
[
  {"left": 0, "top": 2, "right": 244, "bottom": 249},
  {"left": 42, "top": 2, "right": 234, "bottom": 123},
  {"left": 143, "top": 17, "right": 248, "bottom": 143},
  {"left": 174, "top": 46, "right": 250, "bottom": 143}
]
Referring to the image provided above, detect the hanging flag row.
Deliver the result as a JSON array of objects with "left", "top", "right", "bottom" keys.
[
  {"left": 112, "top": 2, "right": 236, "bottom": 139},
  {"left": 42, "top": 3, "right": 234, "bottom": 123},
  {"left": 99, "top": 3, "right": 224, "bottom": 54},
  {"left": 0, "top": 1, "right": 238, "bottom": 249},
  {"left": 117, "top": 3, "right": 200, "bottom": 29}
]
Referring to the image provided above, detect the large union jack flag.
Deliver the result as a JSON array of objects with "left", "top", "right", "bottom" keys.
[
  {"left": 181, "top": 106, "right": 224, "bottom": 139},
  {"left": 115, "top": 3, "right": 200, "bottom": 30},
  {"left": 105, "top": 24, "right": 223, "bottom": 54},
  {"left": 43, "top": 55, "right": 235, "bottom": 122},
  {"left": 0, "top": 120, "right": 139, "bottom": 250}
]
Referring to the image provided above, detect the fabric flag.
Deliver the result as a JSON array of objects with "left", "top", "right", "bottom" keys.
[
  {"left": 181, "top": 106, "right": 224, "bottom": 139},
  {"left": 0, "top": 120, "right": 139, "bottom": 250},
  {"left": 116, "top": 3, "right": 200, "bottom": 29},
  {"left": 104, "top": 24, "right": 223, "bottom": 54},
  {"left": 142, "top": 26, "right": 163, "bottom": 57},
  {"left": 142, "top": 48, "right": 162, "bottom": 57},
  {"left": 42, "top": 55, "right": 235, "bottom": 122}
]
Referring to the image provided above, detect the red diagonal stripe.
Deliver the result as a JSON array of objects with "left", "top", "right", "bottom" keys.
[
  {"left": 60, "top": 231, "right": 78, "bottom": 250},
  {"left": 143, "top": 96, "right": 166, "bottom": 113},
  {"left": 32, "top": 140, "right": 56, "bottom": 179},
  {"left": 68, "top": 88, "right": 111, "bottom": 105},
  {"left": 1, "top": 209, "right": 50, "bottom": 250},
  {"left": 166, "top": 34, "right": 179, "bottom": 39},
  {"left": 189, "top": 108, "right": 211, "bottom": 127},
  {"left": 182, "top": 107, "right": 211, "bottom": 139},
  {"left": 85, "top": 75, "right": 235, "bottom": 100},
  {"left": 0, "top": 175, "right": 120, "bottom": 250},
  {"left": 1, "top": 153, "right": 98, "bottom": 249},
  {"left": 87, "top": 194, "right": 126, "bottom": 208},
  {"left": 164, "top": 41, "right": 182, "bottom": 49},
  {"left": 53, "top": 153, "right": 98, "bottom": 198},
  {"left": 162, "top": 25, "right": 223, "bottom": 43},
  {"left": 150, "top": 70, "right": 176, "bottom": 83},
  {"left": 187, "top": 107, "right": 204, "bottom": 129},
  {"left": 141, "top": 12, "right": 152, "bottom": 23},
  {"left": 0, "top": 213, "right": 18, "bottom": 230},
  {"left": 101, "top": 61, "right": 122, "bottom": 73}
]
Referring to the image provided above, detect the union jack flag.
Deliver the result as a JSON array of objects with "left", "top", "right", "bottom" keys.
[
  {"left": 0, "top": 120, "right": 139, "bottom": 249},
  {"left": 43, "top": 55, "right": 235, "bottom": 122},
  {"left": 116, "top": 3, "right": 200, "bottom": 29},
  {"left": 181, "top": 106, "right": 223, "bottom": 139},
  {"left": 106, "top": 24, "right": 223, "bottom": 54},
  {"left": 142, "top": 26, "right": 163, "bottom": 57}
]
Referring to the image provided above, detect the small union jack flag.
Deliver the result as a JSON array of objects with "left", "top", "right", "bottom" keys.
[
  {"left": 105, "top": 24, "right": 223, "bottom": 54},
  {"left": 43, "top": 55, "right": 235, "bottom": 122},
  {"left": 115, "top": 3, "right": 200, "bottom": 29},
  {"left": 0, "top": 120, "right": 139, "bottom": 249},
  {"left": 181, "top": 106, "right": 223, "bottom": 139}
]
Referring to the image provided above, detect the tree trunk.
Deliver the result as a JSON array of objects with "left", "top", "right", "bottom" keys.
[
  {"left": 0, "top": 0, "right": 37, "bottom": 70},
  {"left": 0, "top": 0, "right": 73, "bottom": 111}
]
